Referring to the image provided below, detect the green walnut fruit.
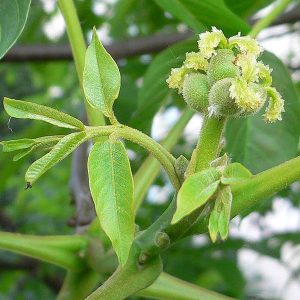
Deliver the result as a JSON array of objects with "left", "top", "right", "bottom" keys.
[
  {"left": 207, "top": 49, "right": 238, "bottom": 86},
  {"left": 182, "top": 73, "right": 209, "bottom": 113},
  {"left": 208, "top": 78, "right": 241, "bottom": 117}
]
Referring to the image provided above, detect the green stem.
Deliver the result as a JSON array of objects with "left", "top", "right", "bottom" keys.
[
  {"left": 231, "top": 155, "right": 300, "bottom": 216},
  {"left": 58, "top": 0, "right": 105, "bottom": 127},
  {"left": 137, "top": 272, "right": 234, "bottom": 300},
  {"left": 134, "top": 108, "right": 194, "bottom": 211},
  {"left": 86, "top": 243, "right": 162, "bottom": 300},
  {"left": 0, "top": 232, "right": 87, "bottom": 271},
  {"left": 249, "top": 0, "right": 292, "bottom": 38},
  {"left": 191, "top": 117, "right": 226, "bottom": 173},
  {"left": 86, "top": 125, "right": 181, "bottom": 190},
  {"left": 187, "top": 155, "right": 300, "bottom": 236}
]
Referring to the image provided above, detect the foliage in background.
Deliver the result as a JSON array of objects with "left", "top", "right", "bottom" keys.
[{"left": 0, "top": 0, "right": 300, "bottom": 299}]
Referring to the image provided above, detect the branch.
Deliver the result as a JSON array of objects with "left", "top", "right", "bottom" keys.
[
  {"left": 2, "top": 6, "right": 300, "bottom": 63},
  {"left": 2, "top": 32, "right": 192, "bottom": 62}
]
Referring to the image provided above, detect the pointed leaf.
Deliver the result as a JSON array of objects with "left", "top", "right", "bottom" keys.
[
  {"left": 172, "top": 168, "right": 221, "bottom": 224},
  {"left": 208, "top": 209, "right": 219, "bottom": 243},
  {"left": 1, "top": 139, "right": 35, "bottom": 152},
  {"left": 3, "top": 98, "right": 84, "bottom": 130},
  {"left": 0, "top": 0, "right": 31, "bottom": 59},
  {"left": 25, "top": 132, "right": 87, "bottom": 185},
  {"left": 88, "top": 140, "right": 135, "bottom": 266},
  {"left": 83, "top": 29, "right": 121, "bottom": 118},
  {"left": 221, "top": 163, "right": 252, "bottom": 185},
  {"left": 12, "top": 136, "right": 63, "bottom": 161},
  {"left": 218, "top": 186, "right": 232, "bottom": 240}
]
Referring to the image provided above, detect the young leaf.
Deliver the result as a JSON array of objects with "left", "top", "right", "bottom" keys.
[
  {"left": 12, "top": 136, "right": 63, "bottom": 161},
  {"left": 172, "top": 168, "right": 221, "bottom": 224},
  {"left": 88, "top": 140, "right": 135, "bottom": 266},
  {"left": 1, "top": 135, "right": 63, "bottom": 153},
  {"left": 83, "top": 28, "right": 121, "bottom": 118},
  {"left": 208, "top": 207, "right": 219, "bottom": 243},
  {"left": 208, "top": 186, "right": 233, "bottom": 242},
  {"left": 1, "top": 139, "right": 35, "bottom": 152},
  {"left": 221, "top": 163, "right": 252, "bottom": 185},
  {"left": 3, "top": 98, "right": 84, "bottom": 130},
  {"left": 0, "top": 0, "right": 31, "bottom": 59},
  {"left": 217, "top": 186, "right": 232, "bottom": 240},
  {"left": 25, "top": 132, "right": 87, "bottom": 185}
]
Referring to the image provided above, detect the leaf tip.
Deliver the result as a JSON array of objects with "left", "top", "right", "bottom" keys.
[{"left": 25, "top": 182, "right": 32, "bottom": 190}]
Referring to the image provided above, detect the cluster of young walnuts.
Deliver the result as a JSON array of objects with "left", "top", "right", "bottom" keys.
[{"left": 167, "top": 27, "right": 284, "bottom": 123}]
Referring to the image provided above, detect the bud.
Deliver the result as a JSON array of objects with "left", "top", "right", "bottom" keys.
[
  {"left": 182, "top": 73, "right": 209, "bottom": 113},
  {"left": 208, "top": 78, "right": 241, "bottom": 117},
  {"left": 207, "top": 49, "right": 238, "bottom": 86}
]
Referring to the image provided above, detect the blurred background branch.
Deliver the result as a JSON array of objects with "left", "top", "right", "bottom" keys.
[{"left": 3, "top": 7, "right": 300, "bottom": 63}]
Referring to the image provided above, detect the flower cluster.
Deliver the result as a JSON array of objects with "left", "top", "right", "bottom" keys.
[{"left": 166, "top": 27, "right": 284, "bottom": 123}]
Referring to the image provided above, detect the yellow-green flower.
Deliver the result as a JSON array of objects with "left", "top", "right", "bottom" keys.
[
  {"left": 264, "top": 87, "right": 284, "bottom": 122},
  {"left": 166, "top": 67, "right": 188, "bottom": 93},
  {"left": 198, "top": 27, "right": 227, "bottom": 59},
  {"left": 235, "top": 54, "right": 259, "bottom": 83},
  {"left": 229, "top": 78, "right": 264, "bottom": 112},
  {"left": 184, "top": 52, "right": 208, "bottom": 71},
  {"left": 229, "top": 34, "right": 263, "bottom": 57},
  {"left": 166, "top": 27, "right": 284, "bottom": 123}
]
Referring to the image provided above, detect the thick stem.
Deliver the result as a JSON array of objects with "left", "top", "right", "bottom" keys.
[
  {"left": 231, "top": 155, "right": 300, "bottom": 215},
  {"left": 249, "top": 0, "right": 293, "bottom": 37},
  {"left": 191, "top": 117, "right": 226, "bottom": 173},
  {"left": 86, "top": 243, "right": 162, "bottom": 300},
  {"left": 134, "top": 108, "right": 194, "bottom": 211},
  {"left": 86, "top": 125, "right": 180, "bottom": 190},
  {"left": 137, "top": 272, "right": 234, "bottom": 300},
  {"left": 0, "top": 232, "right": 87, "bottom": 271},
  {"left": 58, "top": 0, "right": 105, "bottom": 127}
]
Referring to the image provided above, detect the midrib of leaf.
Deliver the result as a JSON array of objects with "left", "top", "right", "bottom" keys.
[
  {"left": 95, "top": 46, "right": 107, "bottom": 114},
  {"left": 109, "top": 142, "right": 124, "bottom": 257}
]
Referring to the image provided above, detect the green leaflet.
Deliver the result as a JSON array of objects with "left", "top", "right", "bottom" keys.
[
  {"left": 88, "top": 140, "right": 135, "bottom": 266},
  {"left": 14, "top": 136, "right": 63, "bottom": 161},
  {"left": 83, "top": 28, "right": 121, "bottom": 118},
  {"left": 154, "top": 0, "right": 250, "bottom": 35},
  {"left": 25, "top": 132, "right": 87, "bottom": 185},
  {"left": 0, "top": 0, "right": 31, "bottom": 59},
  {"left": 208, "top": 185, "right": 232, "bottom": 242},
  {"left": 221, "top": 163, "right": 252, "bottom": 185},
  {"left": 1, "top": 135, "right": 64, "bottom": 161},
  {"left": 3, "top": 98, "right": 84, "bottom": 130},
  {"left": 172, "top": 168, "right": 221, "bottom": 224},
  {"left": 1, "top": 139, "right": 35, "bottom": 152}
]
